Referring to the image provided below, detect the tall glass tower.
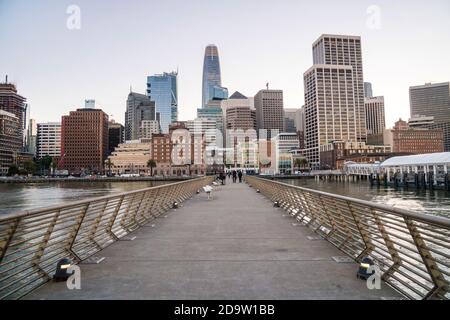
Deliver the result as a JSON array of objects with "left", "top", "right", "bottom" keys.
[
  {"left": 146, "top": 71, "right": 178, "bottom": 133},
  {"left": 202, "top": 44, "right": 222, "bottom": 108}
]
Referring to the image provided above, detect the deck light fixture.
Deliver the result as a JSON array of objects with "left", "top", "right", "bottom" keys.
[
  {"left": 357, "top": 257, "right": 375, "bottom": 280},
  {"left": 273, "top": 201, "right": 280, "bottom": 207},
  {"left": 256, "top": 189, "right": 260, "bottom": 193},
  {"left": 172, "top": 201, "right": 179, "bottom": 209},
  {"left": 53, "top": 258, "right": 74, "bottom": 282}
]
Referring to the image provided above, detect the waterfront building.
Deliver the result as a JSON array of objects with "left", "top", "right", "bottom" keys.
[
  {"left": 384, "top": 119, "right": 444, "bottom": 154},
  {"left": 319, "top": 140, "right": 392, "bottom": 170},
  {"left": 202, "top": 45, "right": 222, "bottom": 108},
  {"left": 0, "top": 110, "right": 22, "bottom": 175},
  {"left": 125, "top": 91, "right": 158, "bottom": 141},
  {"left": 61, "top": 108, "right": 109, "bottom": 173},
  {"left": 409, "top": 82, "right": 450, "bottom": 124},
  {"left": 106, "top": 140, "right": 151, "bottom": 174},
  {"left": 254, "top": 89, "right": 284, "bottom": 137},
  {"left": 36, "top": 122, "right": 61, "bottom": 159},
  {"left": 0, "top": 76, "right": 28, "bottom": 148},
  {"left": 408, "top": 115, "right": 450, "bottom": 152},
  {"left": 365, "top": 96, "right": 386, "bottom": 145},
  {"left": 147, "top": 72, "right": 178, "bottom": 133},
  {"left": 108, "top": 120, "right": 124, "bottom": 156}
]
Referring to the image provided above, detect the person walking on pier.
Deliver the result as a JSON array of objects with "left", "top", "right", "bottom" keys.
[
  {"left": 232, "top": 170, "right": 237, "bottom": 183},
  {"left": 238, "top": 170, "right": 243, "bottom": 183}
]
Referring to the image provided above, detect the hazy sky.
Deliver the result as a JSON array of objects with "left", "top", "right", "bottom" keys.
[{"left": 1, "top": 0, "right": 449, "bottom": 127}]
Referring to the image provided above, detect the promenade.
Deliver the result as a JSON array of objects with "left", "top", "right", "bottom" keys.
[{"left": 25, "top": 179, "right": 400, "bottom": 300}]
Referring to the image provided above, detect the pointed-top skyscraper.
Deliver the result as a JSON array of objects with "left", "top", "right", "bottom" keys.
[{"left": 202, "top": 44, "right": 222, "bottom": 108}]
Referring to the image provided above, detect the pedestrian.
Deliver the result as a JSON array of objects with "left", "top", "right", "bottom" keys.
[
  {"left": 232, "top": 170, "right": 237, "bottom": 183},
  {"left": 238, "top": 170, "right": 243, "bottom": 183},
  {"left": 220, "top": 172, "right": 225, "bottom": 185}
]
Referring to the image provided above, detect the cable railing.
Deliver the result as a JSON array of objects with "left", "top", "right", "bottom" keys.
[
  {"left": 245, "top": 176, "right": 450, "bottom": 300},
  {"left": 0, "top": 176, "right": 213, "bottom": 300}
]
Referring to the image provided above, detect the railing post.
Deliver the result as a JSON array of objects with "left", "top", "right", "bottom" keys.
[
  {"left": 32, "top": 209, "right": 61, "bottom": 279},
  {"left": 347, "top": 201, "right": 374, "bottom": 261},
  {"left": 0, "top": 218, "right": 21, "bottom": 264},
  {"left": 68, "top": 203, "right": 90, "bottom": 262},
  {"left": 372, "top": 210, "right": 402, "bottom": 281},
  {"left": 107, "top": 195, "right": 124, "bottom": 240},
  {"left": 404, "top": 217, "right": 447, "bottom": 299}
]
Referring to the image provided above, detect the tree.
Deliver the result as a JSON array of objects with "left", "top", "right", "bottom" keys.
[
  {"left": 105, "top": 158, "right": 114, "bottom": 176},
  {"left": 23, "top": 161, "right": 37, "bottom": 175},
  {"left": 38, "top": 155, "right": 53, "bottom": 175},
  {"left": 147, "top": 159, "right": 156, "bottom": 176},
  {"left": 7, "top": 164, "right": 19, "bottom": 176}
]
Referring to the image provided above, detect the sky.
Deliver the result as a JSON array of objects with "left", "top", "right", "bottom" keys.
[{"left": 1, "top": 0, "right": 449, "bottom": 128}]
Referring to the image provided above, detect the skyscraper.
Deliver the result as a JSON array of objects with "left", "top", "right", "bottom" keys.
[
  {"left": 202, "top": 45, "right": 222, "bottom": 108},
  {"left": 0, "top": 76, "right": 28, "bottom": 148},
  {"left": 409, "top": 82, "right": 450, "bottom": 123},
  {"left": 254, "top": 89, "right": 284, "bottom": 137},
  {"left": 312, "top": 34, "right": 366, "bottom": 142},
  {"left": 364, "top": 82, "right": 373, "bottom": 98},
  {"left": 147, "top": 72, "right": 178, "bottom": 133},
  {"left": 125, "top": 91, "right": 158, "bottom": 140},
  {"left": 26, "top": 119, "right": 37, "bottom": 156},
  {"left": 365, "top": 96, "right": 386, "bottom": 145},
  {"left": 304, "top": 65, "right": 358, "bottom": 168}
]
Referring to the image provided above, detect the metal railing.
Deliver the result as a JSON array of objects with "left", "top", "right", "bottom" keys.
[
  {"left": 246, "top": 176, "right": 450, "bottom": 300},
  {"left": 0, "top": 176, "right": 213, "bottom": 300}
]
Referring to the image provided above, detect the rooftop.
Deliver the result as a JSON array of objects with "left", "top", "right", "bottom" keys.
[{"left": 380, "top": 152, "right": 450, "bottom": 167}]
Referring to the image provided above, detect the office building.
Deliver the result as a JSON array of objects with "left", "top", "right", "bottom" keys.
[
  {"left": 36, "top": 122, "right": 61, "bottom": 158},
  {"left": 409, "top": 115, "right": 450, "bottom": 152},
  {"left": 147, "top": 72, "right": 178, "bottom": 133},
  {"left": 125, "top": 91, "right": 158, "bottom": 141},
  {"left": 364, "top": 82, "right": 373, "bottom": 98},
  {"left": 312, "top": 34, "right": 366, "bottom": 142},
  {"left": 385, "top": 119, "right": 444, "bottom": 154},
  {"left": 0, "top": 76, "right": 28, "bottom": 148},
  {"left": 409, "top": 82, "right": 450, "bottom": 123},
  {"left": 254, "top": 89, "right": 284, "bottom": 137},
  {"left": 365, "top": 96, "right": 386, "bottom": 145},
  {"left": 140, "top": 120, "right": 160, "bottom": 140},
  {"left": 26, "top": 119, "right": 37, "bottom": 156},
  {"left": 202, "top": 45, "right": 222, "bottom": 108},
  {"left": 106, "top": 140, "right": 151, "bottom": 174},
  {"left": 61, "top": 108, "right": 109, "bottom": 173},
  {"left": 0, "top": 110, "right": 22, "bottom": 175},
  {"left": 108, "top": 120, "right": 124, "bottom": 155},
  {"left": 304, "top": 65, "right": 358, "bottom": 168}
]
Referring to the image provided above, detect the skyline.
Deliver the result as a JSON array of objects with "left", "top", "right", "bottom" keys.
[{"left": 1, "top": 0, "right": 449, "bottom": 127}]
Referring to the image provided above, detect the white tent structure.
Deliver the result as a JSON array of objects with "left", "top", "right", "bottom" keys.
[{"left": 379, "top": 152, "right": 450, "bottom": 185}]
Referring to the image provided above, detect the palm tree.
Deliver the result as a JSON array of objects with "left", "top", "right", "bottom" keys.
[
  {"left": 147, "top": 159, "right": 156, "bottom": 176},
  {"left": 105, "top": 158, "right": 114, "bottom": 176},
  {"left": 294, "top": 157, "right": 309, "bottom": 172}
]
